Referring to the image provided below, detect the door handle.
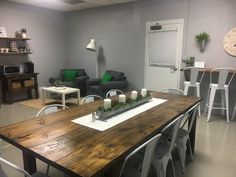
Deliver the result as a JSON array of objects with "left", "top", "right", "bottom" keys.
[{"left": 170, "top": 66, "right": 177, "bottom": 73}]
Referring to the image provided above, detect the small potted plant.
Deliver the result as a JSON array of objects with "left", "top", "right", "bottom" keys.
[
  {"left": 195, "top": 32, "right": 210, "bottom": 52},
  {"left": 53, "top": 80, "right": 63, "bottom": 87}
]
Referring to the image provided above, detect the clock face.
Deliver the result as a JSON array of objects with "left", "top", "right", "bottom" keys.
[{"left": 223, "top": 28, "right": 236, "bottom": 56}]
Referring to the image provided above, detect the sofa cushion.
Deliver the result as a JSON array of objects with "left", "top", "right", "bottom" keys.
[
  {"left": 100, "top": 73, "right": 113, "bottom": 83},
  {"left": 63, "top": 70, "right": 77, "bottom": 81},
  {"left": 77, "top": 69, "right": 85, "bottom": 77}
]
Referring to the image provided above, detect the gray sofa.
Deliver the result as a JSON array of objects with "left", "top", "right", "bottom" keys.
[
  {"left": 86, "top": 70, "right": 128, "bottom": 97},
  {"left": 49, "top": 69, "right": 89, "bottom": 96}
]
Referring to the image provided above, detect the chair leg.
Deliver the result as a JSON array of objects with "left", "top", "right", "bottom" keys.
[
  {"left": 221, "top": 90, "right": 225, "bottom": 116},
  {"left": 170, "top": 159, "right": 176, "bottom": 177},
  {"left": 196, "top": 85, "right": 201, "bottom": 117},
  {"left": 225, "top": 88, "right": 230, "bottom": 123},
  {"left": 184, "top": 85, "right": 189, "bottom": 96},
  {"left": 177, "top": 143, "right": 186, "bottom": 173},
  {"left": 204, "top": 88, "right": 210, "bottom": 117},
  {"left": 231, "top": 104, "right": 236, "bottom": 121},
  {"left": 207, "top": 88, "right": 216, "bottom": 122},
  {"left": 187, "top": 139, "right": 194, "bottom": 161},
  {"left": 0, "top": 140, "right": 2, "bottom": 154},
  {"left": 46, "top": 165, "right": 50, "bottom": 176}
]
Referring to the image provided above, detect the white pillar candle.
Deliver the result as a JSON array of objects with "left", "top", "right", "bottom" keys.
[
  {"left": 103, "top": 99, "right": 111, "bottom": 110},
  {"left": 141, "top": 88, "right": 147, "bottom": 97},
  {"left": 119, "top": 94, "right": 126, "bottom": 103},
  {"left": 131, "top": 91, "right": 138, "bottom": 100}
]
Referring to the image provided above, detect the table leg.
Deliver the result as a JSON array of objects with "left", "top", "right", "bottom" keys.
[
  {"left": 42, "top": 90, "right": 46, "bottom": 105},
  {"left": 62, "top": 93, "right": 66, "bottom": 109},
  {"left": 77, "top": 90, "right": 80, "bottom": 105},
  {"left": 23, "top": 151, "right": 36, "bottom": 174},
  {"left": 189, "top": 106, "right": 198, "bottom": 154}
]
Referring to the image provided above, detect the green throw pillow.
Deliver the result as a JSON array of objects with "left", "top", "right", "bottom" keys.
[
  {"left": 63, "top": 70, "right": 77, "bottom": 82},
  {"left": 100, "top": 73, "right": 112, "bottom": 83}
]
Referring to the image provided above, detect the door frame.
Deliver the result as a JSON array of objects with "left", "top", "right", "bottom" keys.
[{"left": 144, "top": 19, "right": 184, "bottom": 90}]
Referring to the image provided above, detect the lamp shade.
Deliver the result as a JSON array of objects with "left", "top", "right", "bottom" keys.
[{"left": 86, "top": 39, "right": 96, "bottom": 51}]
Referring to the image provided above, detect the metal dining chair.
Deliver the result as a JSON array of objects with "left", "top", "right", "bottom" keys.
[
  {"left": 160, "top": 88, "right": 184, "bottom": 95},
  {"left": 106, "top": 89, "right": 124, "bottom": 98},
  {"left": 119, "top": 134, "right": 161, "bottom": 177},
  {"left": 80, "top": 95, "right": 103, "bottom": 104},
  {"left": 176, "top": 103, "right": 199, "bottom": 172},
  {"left": 231, "top": 103, "right": 236, "bottom": 121},
  {"left": 36, "top": 104, "right": 69, "bottom": 117},
  {"left": 0, "top": 157, "right": 49, "bottom": 177},
  {"left": 36, "top": 104, "right": 69, "bottom": 175},
  {"left": 151, "top": 114, "right": 183, "bottom": 177},
  {"left": 183, "top": 67, "right": 205, "bottom": 117},
  {"left": 204, "top": 68, "right": 235, "bottom": 123}
]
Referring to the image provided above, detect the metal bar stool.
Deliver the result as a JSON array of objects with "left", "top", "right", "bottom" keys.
[
  {"left": 204, "top": 68, "right": 235, "bottom": 123},
  {"left": 183, "top": 67, "right": 205, "bottom": 117}
]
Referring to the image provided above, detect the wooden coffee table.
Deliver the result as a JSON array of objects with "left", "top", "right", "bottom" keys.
[{"left": 42, "top": 86, "right": 80, "bottom": 108}]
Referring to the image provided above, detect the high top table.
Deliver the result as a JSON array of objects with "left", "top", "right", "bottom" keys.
[{"left": 0, "top": 92, "right": 201, "bottom": 177}]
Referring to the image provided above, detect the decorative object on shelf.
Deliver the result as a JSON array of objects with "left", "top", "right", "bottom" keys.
[
  {"left": 0, "top": 27, "right": 7, "bottom": 37},
  {"left": 223, "top": 27, "right": 236, "bottom": 57},
  {"left": 10, "top": 41, "right": 17, "bottom": 52},
  {"left": 21, "top": 28, "right": 27, "bottom": 39},
  {"left": 183, "top": 56, "right": 195, "bottom": 66},
  {"left": 53, "top": 80, "right": 63, "bottom": 87},
  {"left": 96, "top": 90, "right": 152, "bottom": 121},
  {"left": 195, "top": 32, "right": 210, "bottom": 53},
  {"left": 0, "top": 48, "right": 9, "bottom": 53},
  {"left": 15, "top": 28, "right": 27, "bottom": 39}
]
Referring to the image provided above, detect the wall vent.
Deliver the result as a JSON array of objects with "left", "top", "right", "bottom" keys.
[{"left": 58, "top": 0, "right": 85, "bottom": 5}]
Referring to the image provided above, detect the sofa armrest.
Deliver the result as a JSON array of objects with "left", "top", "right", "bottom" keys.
[
  {"left": 49, "top": 76, "right": 63, "bottom": 85},
  {"left": 75, "top": 75, "right": 89, "bottom": 83},
  {"left": 100, "top": 81, "right": 128, "bottom": 90}
]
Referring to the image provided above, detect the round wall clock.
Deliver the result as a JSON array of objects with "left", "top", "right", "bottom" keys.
[{"left": 223, "top": 27, "right": 236, "bottom": 56}]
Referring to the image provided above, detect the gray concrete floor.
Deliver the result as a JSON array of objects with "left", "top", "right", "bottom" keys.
[{"left": 0, "top": 102, "right": 236, "bottom": 177}]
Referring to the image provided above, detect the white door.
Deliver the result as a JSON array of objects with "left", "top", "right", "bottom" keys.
[{"left": 145, "top": 19, "right": 184, "bottom": 91}]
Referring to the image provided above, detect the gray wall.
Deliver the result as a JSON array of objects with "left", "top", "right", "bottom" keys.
[
  {"left": 67, "top": 0, "right": 236, "bottom": 90},
  {"left": 1, "top": 0, "right": 236, "bottom": 107},
  {"left": 0, "top": 1, "right": 67, "bottom": 86},
  {"left": 67, "top": 0, "right": 189, "bottom": 89}
]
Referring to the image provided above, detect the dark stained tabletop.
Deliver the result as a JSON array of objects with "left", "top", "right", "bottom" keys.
[{"left": 0, "top": 92, "right": 201, "bottom": 177}]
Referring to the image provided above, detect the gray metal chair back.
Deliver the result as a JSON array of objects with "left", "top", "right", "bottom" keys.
[
  {"left": 181, "top": 103, "right": 199, "bottom": 134},
  {"left": 106, "top": 89, "right": 124, "bottom": 98},
  {"left": 184, "top": 67, "right": 205, "bottom": 85},
  {"left": 0, "top": 157, "right": 48, "bottom": 177},
  {"left": 36, "top": 104, "right": 69, "bottom": 117},
  {"left": 160, "top": 88, "right": 184, "bottom": 95},
  {"left": 161, "top": 115, "right": 183, "bottom": 152},
  {"left": 80, "top": 95, "right": 103, "bottom": 104},
  {"left": 119, "top": 134, "right": 161, "bottom": 177},
  {"left": 210, "top": 68, "right": 235, "bottom": 88}
]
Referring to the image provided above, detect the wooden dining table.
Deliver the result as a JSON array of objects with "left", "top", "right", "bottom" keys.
[{"left": 0, "top": 92, "right": 201, "bottom": 177}]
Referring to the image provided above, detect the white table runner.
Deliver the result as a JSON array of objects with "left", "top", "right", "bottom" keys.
[{"left": 72, "top": 98, "right": 167, "bottom": 131}]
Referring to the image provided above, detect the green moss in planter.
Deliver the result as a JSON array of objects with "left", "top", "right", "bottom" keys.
[{"left": 195, "top": 32, "right": 210, "bottom": 42}]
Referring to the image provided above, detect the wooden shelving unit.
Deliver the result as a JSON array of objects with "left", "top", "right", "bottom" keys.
[
  {"left": 0, "top": 37, "right": 31, "bottom": 55},
  {"left": 0, "top": 37, "right": 31, "bottom": 40},
  {"left": 0, "top": 52, "right": 32, "bottom": 55}
]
